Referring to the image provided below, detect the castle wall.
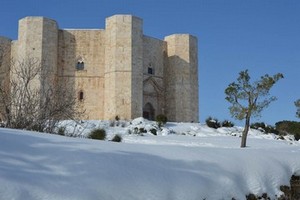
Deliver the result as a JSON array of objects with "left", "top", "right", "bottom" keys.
[
  {"left": 1, "top": 15, "right": 199, "bottom": 122},
  {"left": 17, "top": 17, "right": 58, "bottom": 93},
  {"left": 10, "top": 41, "right": 18, "bottom": 61},
  {"left": 189, "top": 36, "right": 199, "bottom": 122},
  {"left": 142, "top": 36, "right": 167, "bottom": 119},
  {"left": 18, "top": 17, "right": 58, "bottom": 71},
  {"left": 0, "top": 37, "right": 11, "bottom": 120},
  {"left": 164, "top": 34, "right": 199, "bottom": 122},
  {"left": 104, "top": 15, "right": 143, "bottom": 120},
  {"left": 0, "top": 37, "right": 11, "bottom": 85},
  {"left": 58, "top": 29, "right": 105, "bottom": 119}
]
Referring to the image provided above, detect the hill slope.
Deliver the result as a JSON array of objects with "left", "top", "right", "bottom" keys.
[{"left": 0, "top": 120, "right": 299, "bottom": 199}]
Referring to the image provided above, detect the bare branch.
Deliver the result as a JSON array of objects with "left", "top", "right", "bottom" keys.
[{"left": 0, "top": 56, "right": 85, "bottom": 132}]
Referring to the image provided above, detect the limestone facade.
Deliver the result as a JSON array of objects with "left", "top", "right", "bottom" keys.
[{"left": 0, "top": 14, "right": 199, "bottom": 122}]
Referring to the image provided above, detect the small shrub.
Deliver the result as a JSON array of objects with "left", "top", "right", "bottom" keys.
[
  {"left": 294, "top": 133, "right": 300, "bottom": 141},
  {"left": 245, "top": 194, "right": 257, "bottom": 200},
  {"left": 250, "top": 122, "right": 266, "bottom": 130},
  {"left": 111, "top": 134, "right": 122, "bottom": 142},
  {"left": 278, "top": 135, "right": 285, "bottom": 140},
  {"left": 264, "top": 125, "right": 279, "bottom": 134},
  {"left": 133, "top": 127, "right": 139, "bottom": 134},
  {"left": 245, "top": 193, "right": 270, "bottom": 200},
  {"left": 280, "top": 185, "right": 291, "bottom": 198},
  {"left": 150, "top": 128, "right": 157, "bottom": 135},
  {"left": 276, "top": 120, "right": 300, "bottom": 138},
  {"left": 222, "top": 120, "right": 234, "bottom": 128},
  {"left": 261, "top": 193, "right": 268, "bottom": 199},
  {"left": 139, "top": 127, "right": 147, "bottom": 134},
  {"left": 88, "top": 128, "right": 106, "bottom": 140},
  {"left": 156, "top": 114, "right": 168, "bottom": 128},
  {"left": 57, "top": 127, "right": 66, "bottom": 136},
  {"left": 278, "top": 175, "right": 300, "bottom": 199},
  {"left": 205, "top": 117, "right": 221, "bottom": 129},
  {"left": 251, "top": 122, "right": 278, "bottom": 134}
]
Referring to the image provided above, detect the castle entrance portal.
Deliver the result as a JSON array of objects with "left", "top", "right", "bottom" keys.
[{"left": 143, "top": 103, "right": 155, "bottom": 120}]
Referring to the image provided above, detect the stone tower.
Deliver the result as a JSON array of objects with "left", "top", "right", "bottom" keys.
[
  {"left": 0, "top": 37, "right": 11, "bottom": 98},
  {"left": 16, "top": 17, "right": 58, "bottom": 93},
  {"left": 164, "top": 34, "right": 199, "bottom": 122},
  {"left": 0, "top": 37, "right": 11, "bottom": 67},
  {"left": 17, "top": 17, "right": 58, "bottom": 72},
  {"left": 104, "top": 15, "right": 143, "bottom": 120},
  {"left": 0, "top": 14, "right": 199, "bottom": 123}
]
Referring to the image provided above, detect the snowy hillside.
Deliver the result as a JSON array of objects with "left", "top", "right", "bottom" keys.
[{"left": 0, "top": 118, "right": 299, "bottom": 200}]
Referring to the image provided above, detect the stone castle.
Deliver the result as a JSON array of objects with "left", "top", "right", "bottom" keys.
[{"left": 0, "top": 14, "right": 198, "bottom": 122}]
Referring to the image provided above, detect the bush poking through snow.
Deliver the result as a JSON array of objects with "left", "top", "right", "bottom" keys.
[
  {"left": 111, "top": 134, "right": 122, "bottom": 142},
  {"left": 156, "top": 114, "right": 168, "bottom": 128},
  {"left": 221, "top": 120, "right": 234, "bottom": 128},
  {"left": 57, "top": 127, "right": 66, "bottom": 136},
  {"left": 139, "top": 128, "right": 147, "bottom": 134},
  {"left": 205, "top": 117, "right": 221, "bottom": 129},
  {"left": 250, "top": 122, "right": 279, "bottom": 134},
  {"left": 275, "top": 120, "right": 300, "bottom": 140},
  {"left": 133, "top": 127, "right": 139, "bottom": 134},
  {"left": 278, "top": 175, "right": 300, "bottom": 199},
  {"left": 245, "top": 193, "right": 256, "bottom": 200},
  {"left": 88, "top": 128, "right": 106, "bottom": 140},
  {"left": 250, "top": 122, "right": 266, "bottom": 131},
  {"left": 245, "top": 193, "right": 271, "bottom": 200},
  {"left": 206, "top": 118, "right": 234, "bottom": 129},
  {"left": 150, "top": 128, "right": 157, "bottom": 135}
]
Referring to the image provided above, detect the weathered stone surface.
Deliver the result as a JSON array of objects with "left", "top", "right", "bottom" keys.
[
  {"left": 0, "top": 37, "right": 11, "bottom": 116},
  {"left": 164, "top": 34, "right": 199, "bottom": 122},
  {"left": 0, "top": 14, "right": 199, "bottom": 122}
]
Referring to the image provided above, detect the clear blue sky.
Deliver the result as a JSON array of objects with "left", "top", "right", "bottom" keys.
[{"left": 1, "top": 0, "right": 299, "bottom": 125}]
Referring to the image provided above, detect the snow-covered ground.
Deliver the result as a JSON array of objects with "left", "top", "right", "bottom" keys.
[{"left": 0, "top": 118, "right": 299, "bottom": 200}]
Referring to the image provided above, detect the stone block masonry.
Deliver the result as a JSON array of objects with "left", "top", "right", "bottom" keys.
[{"left": 0, "top": 14, "right": 199, "bottom": 122}]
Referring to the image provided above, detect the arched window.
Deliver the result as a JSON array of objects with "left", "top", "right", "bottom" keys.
[
  {"left": 76, "top": 56, "right": 85, "bottom": 70},
  {"left": 143, "top": 103, "right": 155, "bottom": 120},
  {"left": 76, "top": 61, "right": 84, "bottom": 70},
  {"left": 78, "top": 91, "right": 84, "bottom": 101},
  {"left": 148, "top": 62, "right": 154, "bottom": 75}
]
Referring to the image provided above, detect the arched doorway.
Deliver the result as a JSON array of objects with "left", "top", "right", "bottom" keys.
[{"left": 143, "top": 103, "right": 155, "bottom": 120}]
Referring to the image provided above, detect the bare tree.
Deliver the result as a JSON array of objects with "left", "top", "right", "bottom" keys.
[
  {"left": 225, "top": 70, "right": 283, "bottom": 148},
  {"left": 0, "top": 47, "right": 84, "bottom": 133}
]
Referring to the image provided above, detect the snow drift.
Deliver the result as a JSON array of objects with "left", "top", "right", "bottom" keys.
[{"left": 0, "top": 119, "right": 299, "bottom": 199}]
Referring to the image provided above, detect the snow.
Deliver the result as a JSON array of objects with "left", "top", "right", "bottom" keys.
[{"left": 0, "top": 119, "right": 300, "bottom": 200}]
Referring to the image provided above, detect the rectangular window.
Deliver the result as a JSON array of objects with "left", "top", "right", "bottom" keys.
[
  {"left": 148, "top": 67, "right": 153, "bottom": 75},
  {"left": 79, "top": 91, "right": 84, "bottom": 101}
]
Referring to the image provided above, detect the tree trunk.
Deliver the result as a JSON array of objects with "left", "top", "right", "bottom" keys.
[{"left": 241, "top": 114, "right": 251, "bottom": 148}]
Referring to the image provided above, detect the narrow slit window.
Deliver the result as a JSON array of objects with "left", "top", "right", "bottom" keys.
[
  {"left": 79, "top": 91, "right": 84, "bottom": 101},
  {"left": 148, "top": 67, "right": 153, "bottom": 75}
]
